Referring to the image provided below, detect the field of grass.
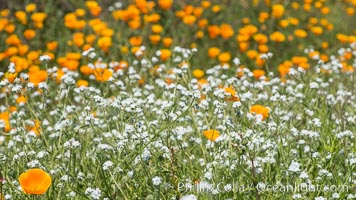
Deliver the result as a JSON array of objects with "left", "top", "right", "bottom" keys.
[{"left": 0, "top": 0, "right": 355, "bottom": 199}]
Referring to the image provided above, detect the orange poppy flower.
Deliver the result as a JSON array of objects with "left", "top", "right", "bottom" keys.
[
  {"left": 255, "top": 55, "right": 266, "bottom": 67},
  {"left": 220, "top": 23, "right": 234, "bottom": 39},
  {"left": 254, "top": 33, "right": 268, "bottom": 44},
  {"left": 195, "top": 31, "right": 204, "bottom": 39},
  {"left": 272, "top": 4, "right": 285, "bottom": 19},
  {"left": 258, "top": 44, "right": 269, "bottom": 53},
  {"left": 5, "top": 24, "right": 15, "bottom": 33},
  {"left": 31, "top": 12, "right": 47, "bottom": 23},
  {"left": 291, "top": 56, "right": 308, "bottom": 65},
  {"left": 86, "top": 34, "right": 96, "bottom": 44},
  {"left": 279, "top": 19, "right": 289, "bottom": 28},
  {"left": 97, "top": 36, "right": 112, "bottom": 52},
  {"left": 270, "top": 31, "right": 286, "bottom": 42},
  {"left": 203, "top": 130, "right": 220, "bottom": 141},
  {"left": 201, "top": 1, "right": 211, "bottom": 8},
  {"left": 128, "top": 19, "right": 141, "bottom": 30},
  {"left": 66, "top": 52, "right": 81, "bottom": 60},
  {"left": 144, "top": 13, "right": 161, "bottom": 23},
  {"left": 224, "top": 86, "right": 240, "bottom": 101},
  {"left": 18, "top": 44, "right": 29, "bottom": 56},
  {"left": 94, "top": 68, "right": 113, "bottom": 82},
  {"left": 346, "top": 7, "right": 355, "bottom": 16},
  {"left": 207, "top": 25, "right": 220, "bottom": 39},
  {"left": 162, "top": 37, "right": 173, "bottom": 47},
  {"left": 80, "top": 65, "right": 95, "bottom": 75},
  {"left": 250, "top": 105, "right": 269, "bottom": 120},
  {"left": 151, "top": 24, "right": 163, "bottom": 34},
  {"left": 294, "top": 29, "right": 307, "bottom": 38},
  {"left": 278, "top": 64, "right": 290, "bottom": 77},
  {"left": 218, "top": 52, "right": 231, "bottom": 63},
  {"left": 6, "top": 34, "right": 21, "bottom": 46},
  {"left": 5, "top": 47, "right": 18, "bottom": 56},
  {"left": 149, "top": 34, "right": 161, "bottom": 45},
  {"left": 129, "top": 36, "right": 143, "bottom": 46},
  {"left": 19, "top": 168, "right": 51, "bottom": 195},
  {"left": 192, "top": 69, "right": 204, "bottom": 79},
  {"left": 159, "top": 49, "right": 171, "bottom": 61},
  {"left": 321, "top": 7, "right": 330, "bottom": 15},
  {"left": 0, "top": 111, "right": 11, "bottom": 132},
  {"left": 77, "top": 79, "right": 89, "bottom": 87},
  {"left": 183, "top": 15, "right": 196, "bottom": 26},
  {"left": 46, "top": 41, "right": 58, "bottom": 51},
  {"left": 85, "top": 1, "right": 102, "bottom": 16},
  {"left": 75, "top": 8, "right": 86, "bottom": 17},
  {"left": 72, "top": 33, "right": 84, "bottom": 47},
  {"left": 28, "top": 70, "right": 47, "bottom": 86},
  {"left": 101, "top": 28, "right": 114, "bottom": 37},
  {"left": 253, "top": 69, "right": 265, "bottom": 79},
  {"left": 16, "top": 95, "right": 28, "bottom": 105},
  {"left": 64, "top": 60, "right": 80, "bottom": 71},
  {"left": 258, "top": 12, "right": 269, "bottom": 23},
  {"left": 198, "top": 19, "right": 208, "bottom": 29},
  {"left": 15, "top": 11, "right": 27, "bottom": 24},
  {"left": 24, "top": 29, "right": 36, "bottom": 40},
  {"left": 208, "top": 47, "right": 220, "bottom": 58},
  {"left": 26, "top": 4, "right": 36, "bottom": 12},
  {"left": 212, "top": 5, "right": 220, "bottom": 13},
  {"left": 239, "top": 42, "right": 249, "bottom": 52},
  {"left": 158, "top": 0, "right": 173, "bottom": 10},
  {"left": 310, "top": 26, "right": 323, "bottom": 35}
]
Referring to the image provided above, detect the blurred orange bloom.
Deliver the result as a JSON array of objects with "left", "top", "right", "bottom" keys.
[
  {"left": 162, "top": 37, "right": 173, "bottom": 47},
  {"left": 192, "top": 69, "right": 204, "bottom": 79},
  {"left": 159, "top": 49, "right": 171, "bottom": 61},
  {"left": 151, "top": 24, "right": 163, "bottom": 34},
  {"left": 80, "top": 65, "right": 95, "bottom": 75},
  {"left": 25, "top": 4, "right": 36, "bottom": 12},
  {"left": 294, "top": 29, "right": 307, "bottom": 38},
  {"left": 253, "top": 69, "right": 265, "bottom": 79},
  {"left": 28, "top": 70, "right": 47, "bottom": 86},
  {"left": 272, "top": 4, "right": 285, "bottom": 19},
  {"left": 19, "top": 168, "right": 51, "bottom": 195},
  {"left": 95, "top": 68, "right": 113, "bottom": 82},
  {"left": 6, "top": 34, "right": 21, "bottom": 46},
  {"left": 31, "top": 12, "right": 47, "bottom": 22},
  {"left": 218, "top": 52, "right": 231, "bottom": 63},
  {"left": 254, "top": 33, "right": 268, "bottom": 44},
  {"left": 129, "top": 36, "right": 143, "bottom": 46},
  {"left": 46, "top": 41, "right": 58, "bottom": 51},
  {"left": 183, "top": 15, "right": 196, "bottom": 26},
  {"left": 224, "top": 86, "right": 240, "bottom": 101},
  {"left": 208, "top": 47, "right": 220, "bottom": 58},
  {"left": 15, "top": 11, "right": 27, "bottom": 24},
  {"left": 220, "top": 23, "right": 234, "bottom": 39},
  {"left": 97, "top": 37, "right": 112, "bottom": 52},
  {"left": 208, "top": 25, "right": 220, "bottom": 39},
  {"left": 77, "top": 79, "right": 89, "bottom": 87},
  {"left": 149, "top": 35, "right": 161, "bottom": 45},
  {"left": 0, "top": 111, "right": 11, "bottom": 132},
  {"left": 85, "top": 1, "right": 102, "bottom": 16},
  {"left": 158, "top": 0, "right": 173, "bottom": 10},
  {"left": 310, "top": 26, "right": 323, "bottom": 35},
  {"left": 270, "top": 31, "right": 286, "bottom": 42},
  {"left": 203, "top": 130, "right": 220, "bottom": 141},
  {"left": 250, "top": 105, "right": 269, "bottom": 120}
]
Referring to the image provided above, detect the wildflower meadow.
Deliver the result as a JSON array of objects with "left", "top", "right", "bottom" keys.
[{"left": 0, "top": 0, "right": 356, "bottom": 199}]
